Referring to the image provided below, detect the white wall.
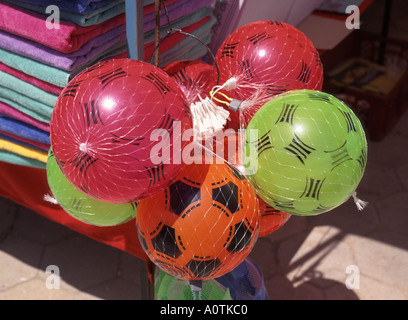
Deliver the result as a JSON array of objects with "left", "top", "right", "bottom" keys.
[{"left": 236, "top": 0, "right": 324, "bottom": 28}]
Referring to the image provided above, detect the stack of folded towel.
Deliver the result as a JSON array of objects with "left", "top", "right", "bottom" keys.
[{"left": 0, "top": 0, "right": 216, "bottom": 169}]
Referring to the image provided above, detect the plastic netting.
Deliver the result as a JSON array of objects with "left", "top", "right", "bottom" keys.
[
  {"left": 46, "top": 0, "right": 368, "bottom": 300},
  {"left": 154, "top": 258, "right": 268, "bottom": 300},
  {"left": 213, "top": 20, "right": 324, "bottom": 130}
]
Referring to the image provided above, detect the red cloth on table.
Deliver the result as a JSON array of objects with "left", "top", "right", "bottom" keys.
[{"left": 0, "top": 161, "right": 147, "bottom": 262}]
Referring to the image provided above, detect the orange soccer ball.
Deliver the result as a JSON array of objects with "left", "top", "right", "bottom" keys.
[{"left": 136, "top": 159, "right": 260, "bottom": 280}]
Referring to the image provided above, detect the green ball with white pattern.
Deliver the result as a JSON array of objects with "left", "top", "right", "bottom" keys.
[
  {"left": 244, "top": 90, "right": 367, "bottom": 216},
  {"left": 47, "top": 148, "right": 137, "bottom": 226}
]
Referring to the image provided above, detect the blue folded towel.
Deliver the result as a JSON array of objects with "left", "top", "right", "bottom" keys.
[{"left": 0, "top": 114, "right": 50, "bottom": 145}]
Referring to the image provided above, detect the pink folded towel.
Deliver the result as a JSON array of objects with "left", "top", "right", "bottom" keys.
[{"left": 0, "top": 2, "right": 126, "bottom": 53}]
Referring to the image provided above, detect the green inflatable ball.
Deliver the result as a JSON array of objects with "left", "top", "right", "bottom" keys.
[
  {"left": 244, "top": 90, "right": 367, "bottom": 216},
  {"left": 46, "top": 148, "right": 137, "bottom": 226}
]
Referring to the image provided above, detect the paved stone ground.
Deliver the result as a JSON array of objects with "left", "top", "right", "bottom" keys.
[
  {"left": 250, "top": 104, "right": 408, "bottom": 299},
  {"left": 0, "top": 199, "right": 149, "bottom": 300},
  {"left": 1, "top": 93, "right": 407, "bottom": 301},
  {"left": 0, "top": 0, "right": 407, "bottom": 300}
]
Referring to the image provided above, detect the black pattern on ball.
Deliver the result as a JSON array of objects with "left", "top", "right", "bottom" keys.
[
  {"left": 151, "top": 224, "right": 182, "bottom": 259},
  {"left": 212, "top": 182, "right": 239, "bottom": 214},
  {"left": 186, "top": 258, "right": 222, "bottom": 279},
  {"left": 169, "top": 180, "right": 201, "bottom": 216},
  {"left": 226, "top": 221, "right": 254, "bottom": 253}
]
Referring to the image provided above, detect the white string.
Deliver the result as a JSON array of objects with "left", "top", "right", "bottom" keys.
[
  {"left": 43, "top": 193, "right": 59, "bottom": 205},
  {"left": 211, "top": 77, "right": 237, "bottom": 101},
  {"left": 190, "top": 94, "right": 230, "bottom": 138},
  {"left": 190, "top": 281, "right": 203, "bottom": 300},
  {"left": 352, "top": 191, "right": 368, "bottom": 211}
]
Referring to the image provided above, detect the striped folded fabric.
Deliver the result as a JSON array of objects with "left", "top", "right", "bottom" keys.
[
  {"left": 0, "top": 0, "right": 230, "bottom": 268},
  {"left": 3, "top": 0, "right": 128, "bottom": 27},
  {"left": 0, "top": 0, "right": 217, "bottom": 170},
  {"left": 0, "top": 2, "right": 127, "bottom": 53},
  {"left": 7, "top": 0, "right": 155, "bottom": 15},
  {"left": 0, "top": 114, "right": 50, "bottom": 145},
  {"left": 0, "top": 149, "right": 46, "bottom": 168},
  {"left": 0, "top": 138, "right": 48, "bottom": 166}
]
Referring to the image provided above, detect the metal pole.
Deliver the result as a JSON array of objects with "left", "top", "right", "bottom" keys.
[
  {"left": 126, "top": 0, "right": 144, "bottom": 60},
  {"left": 382, "top": 0, "right": 393, "bottom": 38},
  {"left": 155, "top": 0, "right": 161, "bottom": 67},
  {"left": 379, "top": 0, "right": 393, "bottom": 65}
]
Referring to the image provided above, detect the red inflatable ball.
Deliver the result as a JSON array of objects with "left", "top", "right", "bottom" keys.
[
  {"left": 258, "top": 198, "right": 291, "bottom": 238},
  {"left": 215, "top": 20, "right": 323, "bottom": 129},
  {"left": 164, "top": 60, "right": 215, "bottom": 105},
  {"left": 50, "top": 59, "right": 193, "bottom": 203}
]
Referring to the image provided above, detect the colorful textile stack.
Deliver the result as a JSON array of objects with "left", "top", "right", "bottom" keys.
[
  {"left": 0, "top": 0, "right": 216, "bottom": 169},
  {"left": 0, "top": 0, "right": 217, "bottom": 270}
]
